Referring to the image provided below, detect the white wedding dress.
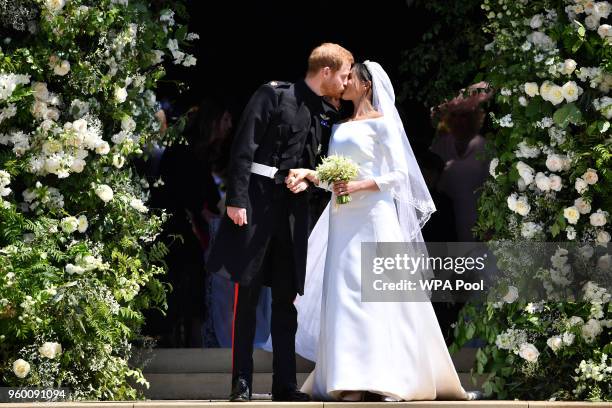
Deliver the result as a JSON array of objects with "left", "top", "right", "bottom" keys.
[{"left": 295, "top": 116, "right": 470, "bottom": 401}]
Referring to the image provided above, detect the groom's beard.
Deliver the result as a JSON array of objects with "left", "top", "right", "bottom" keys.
[{"left": 321, "top": 81, "right": 343, "bottom": 100}]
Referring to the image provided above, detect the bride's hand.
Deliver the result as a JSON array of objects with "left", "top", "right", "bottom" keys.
[
  {"left": 333, "top": 179, "right": 378, "bottom": 196},
  {"left": 286, "top": 168, "right": 318, "bottom": 188}
]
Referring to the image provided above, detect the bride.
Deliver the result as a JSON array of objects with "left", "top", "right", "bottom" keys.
[{"left": 284, "top": 61, "right": 482, "bottom": 402}]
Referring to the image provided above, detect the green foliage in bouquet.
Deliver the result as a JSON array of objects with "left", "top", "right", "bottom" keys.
[
  {"left": 0, "top": 0, "right": 197, "bottom": 400},
  {"left": 316, "top": 155, "right": 359, "bottom": 205},
  {"left": 451, "top": 0, "right": 612, "bottom": 401}
]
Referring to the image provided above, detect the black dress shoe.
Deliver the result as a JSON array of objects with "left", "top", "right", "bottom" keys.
[
  {"left": 229, "top": 378, "right": 251, "bottom": 402},
  {"left": 271, "top": 388, "right": 311, "bottom": 402}
]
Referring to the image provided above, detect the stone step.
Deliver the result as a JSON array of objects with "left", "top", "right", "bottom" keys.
[
  {"left": 134, "top": 348, "right": 477, "bottom": 374},
  {"left": 139, "top": 372, "right": 486, "bottom": 400}
]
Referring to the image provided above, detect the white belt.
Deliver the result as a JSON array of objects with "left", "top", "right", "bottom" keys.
[{"left": 250, "top": 162, "right": 278, "bottom": 179}]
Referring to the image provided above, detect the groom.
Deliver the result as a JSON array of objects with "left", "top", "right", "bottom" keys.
[{"left": 206, "top": 43, "right": 353, "bottom": 402}]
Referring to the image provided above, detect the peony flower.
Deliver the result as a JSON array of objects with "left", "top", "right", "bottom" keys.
[
  {"left": 60, "top": 216, "right": 78, "bottom": 233},
  {"left": 598, "top": 23, "right": 612, "bottom": 38},
  {"left": 114, "top": 86, "right": 128, "bottom": 103},
  {"left": 590, "top": 209, "right": 608, "bottom": 226},
  {"left": 561, "top": 81, "right": 580, "bottom": 102},
  {"left": 503, "top": 286, "right": 519, "bottom": 303},
  {"left": 562, "top": 59, "right": 577, "bottom": 75},
  {"left": 524, "top": 82, "right": 540, "bottom": 97},
  {"left": 518, "top": 343, "right": 539, "bottom": 362},
  {"left": 77, "top": 215, "right": 88, "bottom": 233},
  {"left": 549, "top": 174, "right": 562, "bottom": 191},
  {"left": 38, "top": 342, "right": 62, "bottom": 359},
  {"left": 12, "top": 359, "right": 30, "bottom": 378},
  {"left": 545, "top": 154, "right": 565, "bottom": 172},
  {"left": 564, "top": 206, "right": 580, "bottom": 224},
  {"left": 582, "top": 168, "right": 598, "bottom": 184},
  {"left": 574, "top": 197, "right": 592, "bottom": 214},
  {"left": 546, "top": 336, "right": 563, "bottom": 352},
  {"left": 548, "top": 85, "right": 565, "bottom": 105},
  {"left": 95, "top": 184, "right": 114, "bottom": 202},
  {"left": 535, "top": 172, "right": 551, "bottom": 191},
  {"left": 575, "top": 178, "right": 588, "bottom": 194}
]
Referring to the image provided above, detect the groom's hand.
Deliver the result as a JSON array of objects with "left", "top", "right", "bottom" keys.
[
  {"left": 286, "top": 168, "right": 315, "bottom": 188},
  {"left": 227, "top": 206, "right": 247, "bottom": 226}
]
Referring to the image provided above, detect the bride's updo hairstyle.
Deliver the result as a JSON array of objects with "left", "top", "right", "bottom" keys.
[{"left": 352, "top": 62, "right": 376, "bottom": 114}]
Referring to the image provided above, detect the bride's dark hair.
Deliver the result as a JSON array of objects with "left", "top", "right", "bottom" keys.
[{"left": 352, "top": 62, "right": 375, "bottom": 113}]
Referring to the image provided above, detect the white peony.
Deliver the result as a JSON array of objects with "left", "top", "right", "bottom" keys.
[
  {"left": 548, "top": 85, "right": 565, "bottom": 105},
  {"left": 582, "top": 168, "right": 598, "bottom": 184},
  {"left": 38, "top": 342, "right": 62, "bottom": 359},
  {"left": 574, "top": 197, "right": 592, "bottom": 214},
  {"left": 503, "top": 286, "right": 519, "bottom": 303},
  {"left": 77, "top": 215, "right": 88, "bottom": 233},
  {"left": 114, "top": 86, "right": 128, "bottom": 103},
  {"left": 598, "top": 23, "right": 612, "bottom": 38},
  {"left": 524, "top": 82, "right": 540, "bottom": 97},
  {"left": 562, "top": 59, "right": 577, "bottom": 75},
  {"left": 535, "top": 172, "right": 551, "bottom": 191},
  {"left": 545, "top": 154, "right": 564, "bottom": 172},
  {"left": 53, "top": 60, "right": 70, "bottom": 76},
  {"left": 590, "top": 209, "right": 608, "bottom": 226},
  {"left": 575, "top": 177, "right": 588, "bottom": 194},
  {"left": 60, "top": 216, "right": 78, "bottom": 233},
  {"left": 12, "top": 359, "right": 30, "bottom": 378},
  {"left": 95, "top": 184, "right": 113, "bottom": 202},
  {"left": 515, "top": 196, "right": 531, "bottom": 216},
  {"left": 130, "top": 198, "right": 148, "bottom": 213},
  {"left": 597, "top": 230, "right": 610, "bottom": 244},
  {"left": 562, "top": 81, "right": 580, "bottom": 102},
  {"left": 563, "top": 206, "right": 580, "bottom": 224},
  {"left": 546, "top": 336, "right": 563, "bottom": 352},
  {"left": 549, "top": 174, "right": 562, "bottom": 191},
  {"left": 518, "top": 343, "right": 539, "bottom": 362}
]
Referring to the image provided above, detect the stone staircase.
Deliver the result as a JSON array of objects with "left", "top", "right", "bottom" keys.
[{"left": 132, "top": 348, "right": 484, "bottom": 400}]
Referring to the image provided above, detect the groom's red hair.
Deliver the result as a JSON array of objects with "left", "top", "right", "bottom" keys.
[{"left": 307, "top": 43, "right": 354, "bottom": 74}]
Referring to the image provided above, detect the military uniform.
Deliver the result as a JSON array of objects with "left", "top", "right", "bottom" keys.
[{"left": 206, "top": 79, "right": 339, "bottom": 398}]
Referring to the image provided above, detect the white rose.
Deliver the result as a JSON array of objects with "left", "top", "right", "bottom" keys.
[
  {"left": 507, "top": 193, "right": 518, "bottom": 212},
  {"left": 121, "top": 116, "right": 136, "bottom": 132},
  {"left": 545, "top": 154, "right": 564, "bottom": 172},
  {"left": 77, "top": 215, "right": 88, "bottom": 233},
  {"left": 590, "top": 209, "right": 608, "bottom": 226},
  {"left": 566, "top": 226, "right": 577, "bottom": 240},
  {"left": 516, "top": 161, "right": 535, "bottom": 185},
  {"left": 130, "top": 198, "right": 148, "bottom": 213},
  {"left": 575, "top": 178, "right": 588, "bottom": 194},
  {"left": 489, "top": 158, "right": 499, "bottom": 178},
  {"left": 581, "top": 319, "right": 602, "bottom": 342},
  {"left": 114, "top": 87, "right": 128, "bottom": 103},
  {"left": 60, "top": 216, "right": 78, "bottom": 233},
  {"left": 546, "top": 336, "right": 563, "bottom": 352},
  {"left": 112, "top": 154, "right": 125, "bottom": 169},
  {"left": 597, "top": 230, "right": 610, "bottom": 244},
  {"left": 95, "top": 141, "right": 110, "bottom": 155},
  {"left": 12, "top": 359, "right": 30, "bottom": 378},
  {"left": 548, "top": 85, "right": 565, "bottom": 105},
  {"left": 45, "top": 0, "right": 65, "bottom": 13},
  {"left": 515, "top": 196, "right": 531, "bottom": 216},
  {"left": 524, "top": 82, "right": 540, "bottom": 97},
  {"left": 518, "top": 343, "right": 539, "bottom": 362},
  {"left": 562, "top": 332, "right": 575, "bottom": 345},
  {"left": 562, "top": 81, "right": 580, "bottom": 103},
  {"left": 32, "top": 82, "right": 49, "bottom": 101},
  {"left": 535, "top": 172, "right": 551, "bottom": 192},
  {"left": 582, "top": 168, "right": 598, "bottom": 184},
  {"left": 598, "top": 254, "right": 611, "bottom": 271},
  {"left": 574, "top": 197, "right": 592, "bottom": 214},
  {"left": 598, "top": 23, "right": 612, "bottom": 38},
  {"left": 540, "top": 81, "right": 554, "bottom": 100},
  {"left": 562, "top": 59, "right": 577, "bottom": 75},
  {"left": 563, "top": 206, "right": 580, "bottom": 224},
  {"left": 95, "top": 184, "right": 113, "bottom": 202},
  {"left": 530, "top": 14, "right": 544, "bottom": 29},
  {"left": 70, "top": 158, "right": 86, "bottom": 173},
  {"left": 503, "top": 286, "right": 519, "bottom": 303},
  {"left": 53, "top": 60, "right": 70, "bottom": 76},
  {"left": 38, "top": 341, "right": 62, "bottom": 359},
  {"left": 549, "top": 174, "right": 562, "bottom": 191}
]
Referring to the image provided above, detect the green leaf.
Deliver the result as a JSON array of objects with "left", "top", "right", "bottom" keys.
[{"left": 553, "top": 103, "right": 583, "bottom": 129}]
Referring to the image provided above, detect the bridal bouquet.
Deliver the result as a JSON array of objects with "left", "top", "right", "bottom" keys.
[{"left": 316, "top": 155, "right": 359, "bottom": 205}]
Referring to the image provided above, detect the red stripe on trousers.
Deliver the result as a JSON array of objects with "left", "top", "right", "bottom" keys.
[{"left": 231, "top": 283, "right": 239, "bottom": 373}]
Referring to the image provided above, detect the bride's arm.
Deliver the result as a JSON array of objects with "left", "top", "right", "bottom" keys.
[{"left": 371, "top": 120, "right": 409, "bottom": 192}]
